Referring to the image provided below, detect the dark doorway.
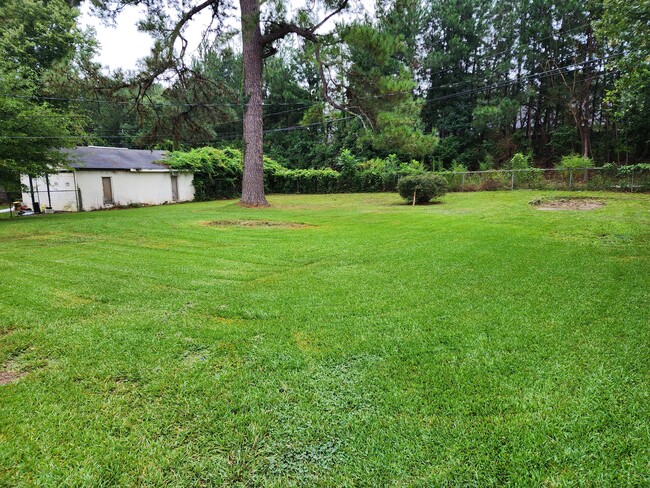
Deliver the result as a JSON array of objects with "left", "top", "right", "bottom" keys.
[
  {"left": 102, "top": 177, "right": 113, "bottom": 205},
  {"left": 171, "top": 175, "right": 179, "bottom": 202}
]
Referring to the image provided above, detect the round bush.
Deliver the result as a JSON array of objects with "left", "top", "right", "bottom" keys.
[{"left": 397, "top": 174, "right": 448, "bottom": 204}]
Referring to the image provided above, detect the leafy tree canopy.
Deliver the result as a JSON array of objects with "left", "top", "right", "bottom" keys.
[{"left": 0, "top": 0, "right": 90, "bottom": 191}]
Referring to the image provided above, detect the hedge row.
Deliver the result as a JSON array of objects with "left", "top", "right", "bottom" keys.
[
  {"left": 167, "top": 147, "right": 425, "bottom": 200},
  {"left": 167, "top": 147, "right": 650, "bottom": 200}
]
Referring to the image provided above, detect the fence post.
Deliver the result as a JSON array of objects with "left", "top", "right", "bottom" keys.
[
  {"left": 461, "top": 173, "right": 465, "bottom": 192},
  {"left": 510, "top": 171, "right": 515, "bottom": 190},
  {"left": 569, "top": 169, "right": 573, "bottom": 190}
]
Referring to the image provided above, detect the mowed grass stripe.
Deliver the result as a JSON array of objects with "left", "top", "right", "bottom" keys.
[{"left": 0, "top": 192, "right": 648, "bottom": 486}]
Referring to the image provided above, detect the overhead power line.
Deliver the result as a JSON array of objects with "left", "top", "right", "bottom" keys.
[
  {"left": 0, "top": 52, "right": 614, "bottom": 112},
  {"left": 0, "top": 59, "right": 611, "bottom": 144},
  {"left": 422, "top": 21, "right": 592, "bottom": 81},
  {"left": 357, "top": 55, "right": 613, "bottom": 102},
  {"left": 424, "top": 64, "right": 610, "bottom": 104},
  {"left": 0, "top": 92, "right": 315, "bottom": 108},
  {"left": 0, "top": 116, "right": 357, "bottom": 142}
]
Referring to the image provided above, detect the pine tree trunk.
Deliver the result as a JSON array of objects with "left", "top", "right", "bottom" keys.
[{"left": 239, "top": 0, "right": 268, "bottom": 207}]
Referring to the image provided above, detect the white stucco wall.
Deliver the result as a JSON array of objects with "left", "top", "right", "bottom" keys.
[
  {"left": 21, "top": 170, "right": 194, "bottom": 211},
  {"left": 20, "top": 172, "right": 79, "bottom": 211}
]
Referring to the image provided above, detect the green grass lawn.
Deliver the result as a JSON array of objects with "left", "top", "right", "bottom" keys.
[{"left": 1, "top": 191, "right": 649, "bottom": 486}]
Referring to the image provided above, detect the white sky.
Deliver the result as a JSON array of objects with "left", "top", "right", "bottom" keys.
[{"left": 79, "top": 1, "right": 374, "bottom": 72}]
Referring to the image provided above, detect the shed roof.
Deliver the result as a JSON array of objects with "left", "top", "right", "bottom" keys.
[{"left": 62, "top": 146, "right": 169, "bottom": 171}]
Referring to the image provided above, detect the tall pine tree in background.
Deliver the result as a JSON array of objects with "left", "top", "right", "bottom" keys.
[{"left": 3, "top": 0, "right": 647, "bottom": 188}]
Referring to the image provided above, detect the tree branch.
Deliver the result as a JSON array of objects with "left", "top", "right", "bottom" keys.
[
  {"left": 310, "top": 0, "right": 349, "bottom": 33},
  {"left": 260, "top": 0, "right": 349, "bottom": 47},
  {"left": 169, "top": 0, "right": 220, "bottom": 50},
  {"left": 314, "top": 43, "right": 370, "bottom": 130},
  {"left": 167, "top": 0, "right": 220, "bottom": 63},
  {"left": 262, "top": 23, "right": 317, "bottom": 46}
]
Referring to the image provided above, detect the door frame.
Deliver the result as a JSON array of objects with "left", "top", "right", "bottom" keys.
[
  {"left": 102, "top": 176, "right": 114, "bottom": 205},
  {"left": 171, "top": 174, "right": 179, "bottom": 202}
]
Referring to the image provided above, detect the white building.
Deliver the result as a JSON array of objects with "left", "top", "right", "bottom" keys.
[{"left": 21, "top": 146, "right": 194, "bottom": 212}]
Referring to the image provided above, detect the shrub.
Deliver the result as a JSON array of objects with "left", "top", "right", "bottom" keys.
[
  {"left": 336, "top": 149, "right": 358, "bottom": 177},
  {"left": 267, "top": 167, "right": 340, "bottom": 194},
  {"left": 556, "top": 154, "right": 594, "bottom": 187},
  {"left": 557, "top": 154, "right": 592, "bottom": 169},
  {"left": 397, "top": 174, "right": 448, "bottom": 204},
  {"left": 508, "top": 152, "right": 532, "bottom": 170},
  {"left": 357, "top": 168, "right": 384, "bottom": 192},
  {"left": 399, "top": 160, "right": 425, "bottom": 176},
  {"left": 617, "top": 163, "right": 650, "bottom": 175},
  {"left": 168, "top": 147, "right": 244, "bottom": 200},
  {"left": 479, "top": 154, "right": 495, "bottom": 171},
  {"left": 450, "top": 160, "right": 467, "bottom": 173}
]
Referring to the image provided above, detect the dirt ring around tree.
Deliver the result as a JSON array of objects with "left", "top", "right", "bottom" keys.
[
  {"left": 204, "top": 220, "right": 313, "bottom": 229},
  {"left": 530, "top": 197, "right": 605, "bottom": 211}
]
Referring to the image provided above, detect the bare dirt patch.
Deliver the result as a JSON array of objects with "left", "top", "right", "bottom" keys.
[
  {"left": 0, "top": 370, "right": 26, "bottom": 386},
  {"left": 531, "top": 197, "right": 605, "bottom": 211},
  {"left": 204, "top": 220, "right": 313, "bottom": 229}
]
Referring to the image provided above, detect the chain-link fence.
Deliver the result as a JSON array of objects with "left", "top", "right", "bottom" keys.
[
  {"left": 141, "top": 167, "right": 650, "bottom": 203},
  {"left": 438, "top": 167, "right": 650, "bottom": 193}
]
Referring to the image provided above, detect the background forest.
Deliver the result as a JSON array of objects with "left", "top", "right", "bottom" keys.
[{"left": 1, "top": 0, "right": 648, "bottom": 193}]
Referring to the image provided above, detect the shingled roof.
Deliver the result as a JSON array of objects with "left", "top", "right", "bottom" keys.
[{"left": 62, "top": 146, "right": 169, "bottom": 171}]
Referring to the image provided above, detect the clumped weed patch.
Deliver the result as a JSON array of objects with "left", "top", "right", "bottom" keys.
[{"left": 0, "top": 191, "right": 648, "bottom": 485}]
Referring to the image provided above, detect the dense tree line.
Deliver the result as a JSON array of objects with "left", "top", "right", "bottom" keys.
[
  {"left": 89, "top": 0, "right": 647, "bottom": 171},
  {"left": 1, "top": 0, "right": 648, "bottom": 200}
]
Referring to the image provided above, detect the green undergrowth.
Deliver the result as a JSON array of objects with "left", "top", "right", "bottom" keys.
[
  {"left": 0, "top": 191, "right": 649, "bottom": 486},
  {"left": 167, "top": 147, "right": 425, "bottom": 199}
]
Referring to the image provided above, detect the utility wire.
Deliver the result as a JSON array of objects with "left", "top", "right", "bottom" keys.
[
  {"left": 0, "top": 51, "right": 612, "bottom": 111},
  {"left": 425, "top": 64, "right": 610, "bottom": 104},
  {"left": 421, "top": 21, "right": 593, "bottom": 82},
  {"left": 0, "top": 116, "right": 357, "bottom": 142},
  {"left": 4, "top": 103, "right": 315, "bottom": 126},
  {"left": 0, "top": 61, "right": 611, "bottom": 142},
  {"left": 0, "top": 93, "right": 315, "bottom": 108},
  {"left": 353, "top": 55, "right": 613, "bottom": 102}
]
